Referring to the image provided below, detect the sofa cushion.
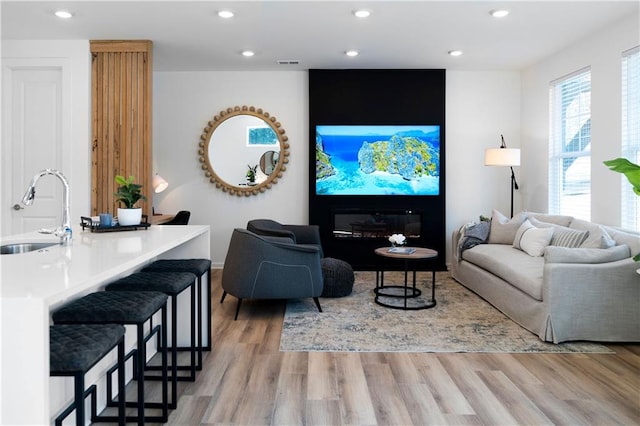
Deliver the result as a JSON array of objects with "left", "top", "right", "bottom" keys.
[
  {"left": 569, "top": 219, "right": 616, "bottom": 248},
  {"left": 525, "top": 212, "right": 574, "bottom": 227},
  {"left": 462, "top": 244, "right": 544, "bottom": 300},
  {"left": 544, "top": 244, "right": 631, "bottom": 264},
  {"left": 488, "top": 210, "right": 527, "bottom": 244},
  {"left": 604, "top": 227, "right": 640, "bottom": 256},
  {"left": 528, "top": 217, "right": 590, "bottom": 248},
  {"left": 513, "top": 220, "right": 554, "bottom": 256}
]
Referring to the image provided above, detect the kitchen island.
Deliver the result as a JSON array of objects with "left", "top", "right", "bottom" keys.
[{"left": 0, "top": 224, "right": 210, "bottom": 425}]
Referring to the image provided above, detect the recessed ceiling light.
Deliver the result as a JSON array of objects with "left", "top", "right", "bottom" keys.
[
  {"left": 345, "top": 50, "right": 359, "bottom": 57},
  {"left": 353, "top": 9, "right": 371, "bottom": 18},
  {"left": 54, "top": 10, "right": 73, "bottom": 19},
  {"left": 218, "top": 10, "right": 234, "bottom": 19},
  {"left": 242, "top": 50, "right": 255, "bottom": 57},
  {"left": 490, "top": 9, "right": 510, "bottom": 18},
  {"left": 448, "top": 50, "right": 463, "bottom": 57}
]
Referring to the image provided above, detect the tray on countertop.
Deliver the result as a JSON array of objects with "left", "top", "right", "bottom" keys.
[{"left": 80, "top": 215, "right": 150, "bottom": 232}]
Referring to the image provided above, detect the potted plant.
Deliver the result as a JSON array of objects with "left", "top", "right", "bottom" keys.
[
  {"left": 246, "top": 164, "right": 258, "bottom": 185},
  {"left": 114, "top": 175, "right": 146, "bottom": 226},
  {"left": 603, "top": 158, "right": 639, "bottom": 262}
]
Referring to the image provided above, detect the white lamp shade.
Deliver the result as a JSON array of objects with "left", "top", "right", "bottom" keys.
[
  {"left": 485, "top": 148, "right": 521, "bottom": 166},
  {"left": 152, "top": 174, "right": 169, "bottom": 193}
]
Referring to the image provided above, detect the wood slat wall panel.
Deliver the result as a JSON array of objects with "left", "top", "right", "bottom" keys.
[{"left": 90, "top": 40, "right": 152, "bottom": 217}]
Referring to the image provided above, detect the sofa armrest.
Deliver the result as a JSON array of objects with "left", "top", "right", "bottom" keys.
[
  {"left": 542, "top": 258, "right": 640, "bottom": 342},
  {"left": 451, "top": 229, "right": 462, "bottom": 263}
]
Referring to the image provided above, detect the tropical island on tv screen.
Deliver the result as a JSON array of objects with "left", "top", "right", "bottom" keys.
[{"left": 316, "top": 125, "right": 440, "bottom": 196}]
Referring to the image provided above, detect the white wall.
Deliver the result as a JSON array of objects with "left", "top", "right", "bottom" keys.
[
  {"left": 153, "top": 71, "right": 309, "bottom": 267},
  {"left": 521, "top": 14, "right": 640, "bottom": 226},
  {"left": 1, "top": 40, "right": 91, "bottom": 235},
  {"left": 154, "top": 70, "right": 521, "bottom": 267}
]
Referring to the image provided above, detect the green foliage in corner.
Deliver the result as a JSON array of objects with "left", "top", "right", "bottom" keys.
[
  {"left": 604, "top": 158, "right": 640, "bottom": 196},
  {"left": 603, "top": 158, "right": 640, "bottom": 262}
]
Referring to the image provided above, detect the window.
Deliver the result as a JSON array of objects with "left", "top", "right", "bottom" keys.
[
  {"left": 549, "top": 68, "right": 591, "bottom": 220},
  {"left": 621, "top": 46, "right": 640, "bottom": 231}
]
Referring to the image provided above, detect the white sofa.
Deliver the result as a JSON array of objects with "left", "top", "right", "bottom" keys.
[{"left": 450, "top": 210, "right": 640, "bottom": 343}]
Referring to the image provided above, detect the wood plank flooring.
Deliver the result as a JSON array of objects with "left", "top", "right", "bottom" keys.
[{"left": 155, "top": 270, "right": 640, "bottom": 425}]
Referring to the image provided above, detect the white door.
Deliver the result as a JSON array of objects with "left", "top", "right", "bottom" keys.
[{"left": 2, "top": 66, "right": 64, "bottom": 235}]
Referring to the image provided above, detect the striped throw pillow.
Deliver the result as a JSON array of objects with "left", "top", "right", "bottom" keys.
[{"left": 550, "top": 229, "right": 589, "bottom": 248}]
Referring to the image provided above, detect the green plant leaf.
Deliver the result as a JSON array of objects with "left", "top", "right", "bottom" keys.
[{"left": 603, "top": 158, "right": 640, "bottom": 196}]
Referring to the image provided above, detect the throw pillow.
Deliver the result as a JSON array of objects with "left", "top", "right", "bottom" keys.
[
  {"left": 527, "top": 216, "right": 590, "bottom": 248},
  {"left": 488, "top": 209, "right": 527, "bottom": 244},
  {"left": 525, "top": 211, "right": 574, "bottom": 227},
  {"left": 569, "top": 219, "right": 616, "bottom": 249},
  {"left": 513, "top": 220, "right": 554, "bottom": 256}
]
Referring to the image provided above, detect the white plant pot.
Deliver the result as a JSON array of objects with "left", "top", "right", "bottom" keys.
[{"left": 117, "top": 208, "right": 142, "bottom": 226}]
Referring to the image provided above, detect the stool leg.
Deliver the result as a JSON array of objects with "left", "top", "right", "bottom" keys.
[
  {"left": 191, "top": 280, "right": 197, "bottom": 378},
  {"left": 170, "top": 295, "right": 178, "bottom": 408},
  {"left": 161, "top": 305, "right": 169, "bottom": 421},
  {"left": 136, "top": 324, "right": 145, "bottom": 426},
  {"left": 206, "top": 270, "right": 212, "bottom": 351},
  {"left": 196, "top": 275, "right": 203, "bottom": 368},
  {"left": 75, "top": 373, "right": 85, "bottom": 426},
  {"left": 117, "top": 338, "right": 126, "bottom": 426}
]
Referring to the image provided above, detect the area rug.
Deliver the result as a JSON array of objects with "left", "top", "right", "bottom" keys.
[{"left": 280, "top": 271, "right": 613, "bottom": 353}]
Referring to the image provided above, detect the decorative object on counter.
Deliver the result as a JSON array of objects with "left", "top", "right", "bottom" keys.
[
  {"left": 198, "top": 105, "right": 290, "bottom": 196},
  {"left": 246, "top": 164, "right": 257, "bottom": 184},
  {"left": 99, "top": 213, "right": 113, "bottom": 227},
  {"left": 485, "top": 134, "right": 521, "bottom": 218},
  {"left": 114, "top": 175, "right": 146, "bottom": 226},
  {"left": 388, "top": 233, "right": 406, "bottom": 247},
  {"left": 21, "top": 168, "right": 73, "bottom": 246},
  {"left": 80, "top": 215, "right": 150, "bottom": 232},
  {"left": 152, "top": 173, "right": 169, "bottom": 193}
]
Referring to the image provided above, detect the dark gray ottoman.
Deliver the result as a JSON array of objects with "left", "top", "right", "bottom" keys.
[{"left": 320, "top": 257, "right": 354, "bottom": 297}]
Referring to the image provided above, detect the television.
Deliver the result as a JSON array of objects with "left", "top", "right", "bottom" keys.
[{"left": 315, "top": 125, "right": 440, "bottom": 196}]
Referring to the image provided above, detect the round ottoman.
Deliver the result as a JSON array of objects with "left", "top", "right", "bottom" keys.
[{"left": 320, "top": 257, "right": 354, "bottom": 297}]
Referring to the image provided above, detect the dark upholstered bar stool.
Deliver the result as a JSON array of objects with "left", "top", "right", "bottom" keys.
[
  {"left": 52, "top": 291, "right": 169, "bottom": 425},
  {"left": 142, "top": 258, "right": 212, "bottom": 366},
  {"left": 50, "top": 324, "right": 126, "bottom": 426},
  {"left": 105, "top": 271, "right": 198, "bottom": 409}
]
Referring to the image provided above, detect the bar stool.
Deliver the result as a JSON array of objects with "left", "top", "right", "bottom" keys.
[
  {"left": 142, "top": 258, "right": 212, "bottom": 367},
  {"left": 50, "top": 324, "right": 126, "bottom": 426},
  {"left": 52, "top": 290, "right": 169, "bottom": 424},
  {"left": 105, "top": 271, "right": 198, "bottom": 409}
]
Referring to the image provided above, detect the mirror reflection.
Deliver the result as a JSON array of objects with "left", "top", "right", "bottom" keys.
[{"left": 198, "top": 106, "right": 289, "bottom": 196}]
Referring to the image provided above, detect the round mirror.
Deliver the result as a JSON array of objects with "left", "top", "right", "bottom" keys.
[{"left": 198, "top": 105, "right": 290, "bottom": 196}]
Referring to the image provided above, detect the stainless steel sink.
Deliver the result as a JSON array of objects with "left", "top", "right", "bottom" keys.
[{"left": 0, "top": 242, "right": 58, "bottom": 255}]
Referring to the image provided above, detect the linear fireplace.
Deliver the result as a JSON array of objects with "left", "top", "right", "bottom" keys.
[{"left": 332, "top": 210, "right": 421, "bottom": 240}]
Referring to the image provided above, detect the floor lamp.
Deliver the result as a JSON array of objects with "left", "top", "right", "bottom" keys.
[{"left": 485, "top": 135, "right": 520, "bottom": 218}]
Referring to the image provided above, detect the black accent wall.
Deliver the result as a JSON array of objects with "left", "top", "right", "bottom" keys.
[{"left": 309, "top": 69, "right": 446, "bottom": 270}]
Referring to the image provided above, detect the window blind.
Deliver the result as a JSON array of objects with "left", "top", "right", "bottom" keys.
[
  {"left": 548, "top": 68, "right": 592, "bottom": 220},
  {"left": 621, "top": 46, "right": 640, "bottom": 231}
]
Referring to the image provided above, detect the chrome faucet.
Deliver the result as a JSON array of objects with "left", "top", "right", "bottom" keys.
[{"left": 22, "top": 169, "right": 72, "bottom": 246}]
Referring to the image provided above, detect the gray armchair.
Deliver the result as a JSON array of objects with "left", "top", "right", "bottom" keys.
[
  {"left": 221, "top": 228, "right": 324, "bottom": 320},
  {"left": 247, "top": 219, "right": 324, "bottom": 257}
]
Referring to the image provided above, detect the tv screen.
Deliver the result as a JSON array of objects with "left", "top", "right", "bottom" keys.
[{"left": 315, "top": 125, "right": 440, "bottom": 196}]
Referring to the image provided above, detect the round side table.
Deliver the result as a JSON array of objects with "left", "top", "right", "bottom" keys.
[{"left": 373, "top": 246, "right": 438, "bottom": 310}]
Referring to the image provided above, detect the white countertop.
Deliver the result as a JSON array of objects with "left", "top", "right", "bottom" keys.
[
  {"left": 0, "top": 224, "right": 210, "bottom": 425},
  {"left": 1, "top": 225, "right": 209, "bottom": 308}
]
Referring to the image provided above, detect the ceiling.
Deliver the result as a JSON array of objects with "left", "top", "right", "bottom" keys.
[{"left": 2, "top": 1, "right": 638, "bottom": 72}]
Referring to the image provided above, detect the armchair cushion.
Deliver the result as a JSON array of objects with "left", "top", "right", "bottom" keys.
[{"left": 247, "top": 218, "right": 324, "bottom": 257}]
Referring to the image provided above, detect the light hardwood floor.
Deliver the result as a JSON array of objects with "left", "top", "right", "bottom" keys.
[{"left": 159, "top": 270, "right": 639, "bottom": 425}]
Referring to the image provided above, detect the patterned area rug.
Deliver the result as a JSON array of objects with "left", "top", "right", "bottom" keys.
[{"left": 281, "top": 271, "right": 613, "bottom": 353}]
